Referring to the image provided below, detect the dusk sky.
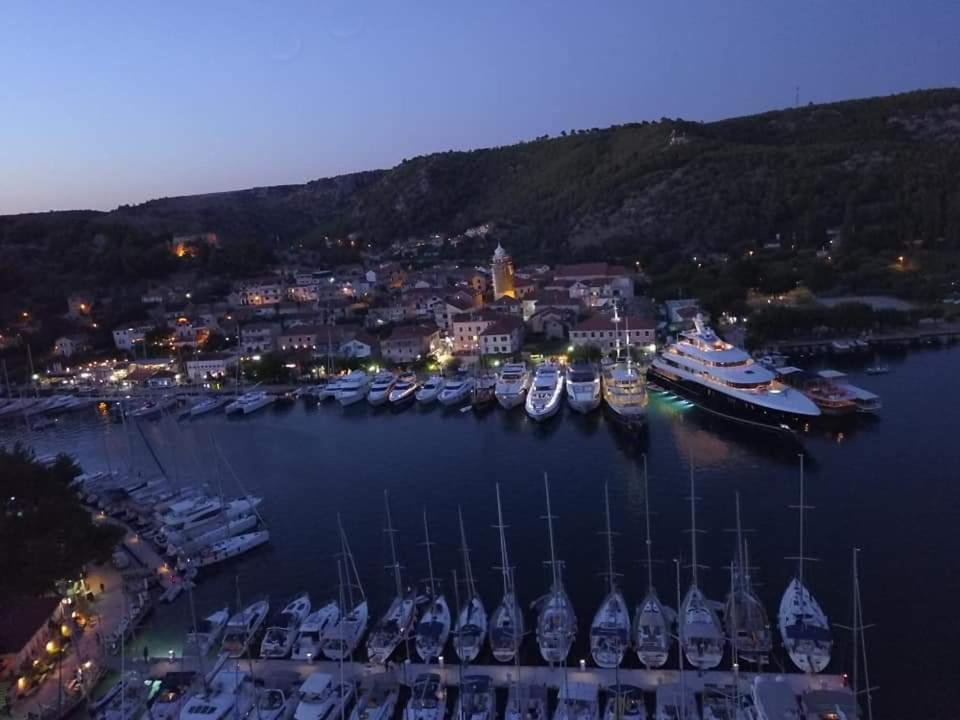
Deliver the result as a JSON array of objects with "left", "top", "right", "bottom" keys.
[{"left": 2, "top": 1, "right": 958, "bottom": 215}]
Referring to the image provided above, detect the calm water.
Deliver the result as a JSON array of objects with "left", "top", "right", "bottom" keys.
[{"left": 7, "top": 347, "right": 959, "bottom": 718}]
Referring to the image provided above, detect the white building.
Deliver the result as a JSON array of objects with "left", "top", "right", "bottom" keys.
[
  {"left": 569, "top": 313, "right": 656, "bottom": 354},
  {"left": 184, "top": 353, "right": 237, "bottom": 382},
  {"left": 112, "top": 324, "right": 153, "bottom": 352},
  {"left": 54, "top": 335, "right": 90, "bottom": 358},
  {"left": 451, "top": 309, "right": 504, "bottom": 353},
  {"left": 239, "top": 279, "right": 285, "bottom": 306},
  {"left": 479, "top": 318, "right": 524, "bottom": 356},
  {"left": 240, "top": 322, "right": 279, "bottom": 353}
]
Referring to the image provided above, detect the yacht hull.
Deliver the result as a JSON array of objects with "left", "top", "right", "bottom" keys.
[
  {"left": 648, "top": 365, "right": 812, "bottom": 433},
  {"left": 496, "top": 392, "right": 525, "bottom": 409},
  {"left": 567, "top": 395, "right": 601, "bottom": 413}
]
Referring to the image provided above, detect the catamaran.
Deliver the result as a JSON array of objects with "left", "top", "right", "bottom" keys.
[
  {"left": 489, "top": 483, "right": 524, "bottom": 663},
  {"left": 536, "top": 474, "right": 576, "bottom": 663},
  {"left": 367, "top": 492, "right": 417, "bottom": 664},
  {"left": 525, "top": 363, "right": 564, "bottom": 421},
  {"left": 725, "top": 493, "right": 772, "bottom": 664},
  {"left": 321, "top": 521, "right": 369, "bottom": 660},
  {"left": 634, "top": 457, "right": 672, "bottom": 668},
  {"left": 260, "top": 592, "right": 312, "bottom": 658},
  {"left": 778, "top": 454, "right": 832, "bottom": 673},
  {"left": 590, "top": 484, "right": 631, "bottom": 668},
  {"left": 415, "top": 510, "right": 450, "bottom": 661},
  {"left": 292, "top": 600, "right": 340, "bottom": 661},
  {"left": 453, "top": 507, "right": 487, "bottom": 662},
  {"left": 679, "top": 461, "right": 724, "bottom": 670}
]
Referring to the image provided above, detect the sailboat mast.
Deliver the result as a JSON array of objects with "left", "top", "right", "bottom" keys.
[
  {"left": 604, "top": 482, "right": 616, "bottom": 594},
  {"left": 612, "top": 302, "right": 622, "bottom": 362},
  {"left": 495, "top": 483, "right": 511, "bottom": 597},
  {"left": 458, "top": 506, "right": 475, "bottom": 598},
  {"left": 337, "top": 515, "right": 356, "bottom": 609},
  {"left": 689, "top": 459, "right": 699, "bottom": 587},
  {"left": 422, "top": 510, "right": 437, "bottom": 598},
  {"left": 735, "top": 492, "right": 745, "bottom": 592},
  {"left": 384, "top": 491, "right": 402, "bottom": 597},
  {"left": 544, "top": 473, "right": 560, "bottom": 590},
  {"left": 798, "top": 454, "right": 805, "bottom": 592},
  {"left": 642, "top": 455, "right": 654, "bottom": 590}
]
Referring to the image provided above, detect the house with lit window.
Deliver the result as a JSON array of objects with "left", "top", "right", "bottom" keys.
[
  {"left": 54, "top": 334, "right": 91, "bottom": 358},
  {"left": 451, "top": 309, "right": 508, "bottom": 353},
  {"left": 380, "top": 324, "right": 440, "bottom": 363},
  {"left": 112, "top": 324, "right": 153, "bottom": 352},
  {"left": 240, "top": 322, "right": 279, "bottom": 353},
  {"left": 238, "top": 279, "right": 286, "bottom": 306},
  {"left": 568, "top": 312, "right": 656, "bottom": 354},
  {"left": 479, "top": 317, "right": 524, "bottom": 356},
  {"left": 184, "top": 353, "right": 238, "bottom": 382}
]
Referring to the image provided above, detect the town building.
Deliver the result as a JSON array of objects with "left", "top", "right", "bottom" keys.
[
  {"left": 238, "top": 279, "right": 285, "bottom": 306},
  {"left": 528, "top": 307, "right": 577, "bottom": 339},
  {"left": 240, "top": 321, "right": 279, "bottom": 353},
  {"left": 380, "top": 324, "right": 440, "bottom": 363},
  {"left": 184, "top": 353, "right": 237, "bottom": 382},
  {"left": 550, "top": 263, "right": 635, "bottom": 306},
  {"left": 112, "top": 324, "right": 153, "bottom": 352},
  {"left": 53, "top": 335, "right": 91, "bottom": 358},
  {"left": 569, "top": 312, "right": 656, "bottom": 354},
  {"left": 521, "top": 290, "right": 583, "bottom": 322},
  {"left": 479, "top": 316, "right": 524, "bottom": 356},
  {"left": 451, "top": 309, "right": 506, "bottom": 353},
  {"left": 491, "top": 243, "right": 516, "bottom": 299},
  {"left": 278, "top": 326, "right": 322, "bottom": 352}
]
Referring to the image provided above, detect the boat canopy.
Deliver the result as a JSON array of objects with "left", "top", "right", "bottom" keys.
[
  {"left": 300, "top": 672, "right": 333, "bottom": 697},
  {"left": 416, "top": 621, "right": 446, "bottom": 640}
]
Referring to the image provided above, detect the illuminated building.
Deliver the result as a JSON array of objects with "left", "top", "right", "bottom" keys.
[{"left": 491, "top": 243, "right": 516, "bottom": 300}]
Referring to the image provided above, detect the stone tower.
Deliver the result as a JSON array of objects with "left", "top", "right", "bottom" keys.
[{"left": 491, "top": 242, "right": 516, "bottom": 300}]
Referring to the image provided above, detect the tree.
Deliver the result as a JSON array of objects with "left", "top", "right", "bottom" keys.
[{"left": 570, "top": 344, "right": 602, "bottom": 363}]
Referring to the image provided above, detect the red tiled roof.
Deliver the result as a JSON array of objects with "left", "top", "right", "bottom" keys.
[
  {"left": 480, "top": 317, "right": 523, "bottom": 336},
  {"left": 574, "top": 313, "right": 655, "bottom": 332},
  {"left": 388, "top": 324, "right": 438, "bottom": 340}
]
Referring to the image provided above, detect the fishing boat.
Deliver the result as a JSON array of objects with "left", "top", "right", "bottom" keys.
[
  {"left": 414, "top": 510, "right": 450, "bottom": 661},
  {"left": 590, "top": 484, "right": 630, "bottom": 668},
  {"left": 179, "top": 670, "right": 253, "bottom": 720},
  {"left": 505, "top": 685, "right": 547, "bottom": 720},
  {"left": 453, "top": 676, "right": 496, "bottom": 720},
  {"left": 367, "top": 493, "right": 418, "bottom": 664},
  {"left": 183, "top": 606, "right": 230, "bottom": 657},
  {"left": 525, "top": 363, "right": 564, "bottom": 421},
  {"left": 566, "top": 363, "right": 602, "bottom": 413},
  {"left": 416, "top": 376, "right": 445, "bottom": 404},
  {"left": 348, "top": 679, "right": 399, "bottom": 720},
  {"left": 679, "top": 462, "right": 724, "bottom": 670},
  {"left": 321, "top": 521, "right": 369, "bottom": 660},
  {"left": 725, "top": 494, "right": 772, "bottom": 664},
  {"left": 177, "top": 529, "right": 270, "bottom": 571},
  {"left": 293, "top": 673, "right": 354, "bottom": 720},
  {"left": 554, "top": 682, "right": 599, "bottom": 720},
  {"left": 403, "top": 673, "right": 446, "bottom": 720},
  {"left": 778, "top": 455, "right": 832, "bottom": 674},
  {"left": 225, "top": 391, "right": 274, "bottom": 415},
  {"left": 336, "top": 371, "right": 372, "bottom": 407},
  {"left": 453, "top": 507, "right": 487, "bottom": 662},
  {"left": 260, "top": 592, "right": 312, "bottom": 658},
  {"left": 489, "top": 483, "right": 524, "bottom": 663},
  {"left": 602, "top": 686, "right": 646, "bottom": 720},
  {"left": 367, "top": 371, "right": 397, "bottom": 406},
  {"left": 635, "top": 458, "right": 672, "bottom": 669},
  {"left": 389, "top": 373, "right": 420, "bottom": 406},
  {"left": 536, "top": 475, "right": 576, "bottom": 663},
  {"left": 221, "top": 599, "right": 270, "bottom": 658},
  {"left": 495, "top": 362, "right": 531, "bottom": 409},
  {"left": 438, "top": 375, "right": 474, "bottom": 406},
  {"left": 292, "top": 601, "right": 340, "bottom": 661}
]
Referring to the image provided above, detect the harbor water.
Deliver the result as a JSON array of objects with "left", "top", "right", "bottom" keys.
[{"left": 5, "top": 346, "right": 958, "bottom": 718}]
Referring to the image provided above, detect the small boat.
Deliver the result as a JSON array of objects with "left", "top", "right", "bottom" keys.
[
  {"left": 679, "top": 464, "right": 724, "bottom": 670},
  {"left": 188, "top": 396, "right": 229, "bottom": 417},
  {"left": 505, "top": 685, "right": 547, "bottom": 720},
  {"left": 336, "top": 371, "right": 372, "bottom": 407},
  {"left": 779, "top": 456, "right": 832, "bottom": 674},
  {"left": 489, "top": 484, "right": 524, "bottom": 663},
  {"left": 130, "top": 395, "right": 179, "bottom": 420},
  {"left": 91, "top": 671, "right": 146, "bottom": 720},
  {"left": 414, "top": 511, "right": 450, "bottom": 661},
  {"left": 403, "top": 673, "right": 446, "bottom": 720},
  {"left": 438, "top": 375, "right": 474, "bottom": 406},
  {"left": 388, "top": 373, "right": 419, "bottom": 406},
  {"left": 495, "top": 362, "right": 531, "bottom": 409},
  {"left": 602, "top": 686, "right": 646, "bottom": 720},
  {"left": 367, "top": 372, "right": 397, "bottom": 406},
  {"left": 293, "top": 673, "right": 354, "bottom": 720},
  {"left": 525, "top": 363, "right": 564, "bottom": 421},
  {"left": 554, "top": 682, "right": 599, "bottom": 720},
  {"left": 453, "top": 676, "right": 495, "bottom": 720},
  {"left": 635, "top": 459, "right": 671, "bottom": 669},
  {"left": 725, "top": 494, "right": 772, "bottom": 663},
  {"left": 292, "top": 601, "right": 340, "bottom": 661},
  {"left": 453, "top": 508, "right": 487, "bottom": 662},
  {"left": 349, "top": 679, "right": 399, "bottom": 720},
  {"left": 471, "top": 372, "right": 497, "bottom": 409},
  {"left": 321, "top": 521, "right": 369, "bottom": 660},
  {"left": 566, "top": 363, "right": 601, "bottom": 413},
  {"left": 260, "top": 592, "right": 312, "bottom": 658},
  {"left": 416, "top": 376, "right": 445, "bottom": 404},
  {"left": 180, "top": 670, "right": 253, "bottom": 720},
  {"left": 817, "top": 369, "right": 882, "bottom": 413},
  {"left": 184, "top": 606, "right": 230, "bottom": 657},
  {"left": 590, "top": 485, "right": 630, "bottom": 668},
  {"left": 367, "top": 493, "right": 418, "bottom": 664},
  {"left": 865, "top": 364, "right": 889, "bottom": 375},
  {"left": 225, "top": 391, "right": 274, "bottom": 415},
  {"left": 654, "top": 684, "right": 699, "bottom": 720},
  {"left": 221, "top": 599, "right": 270, "bottom": 658},
  {"left": 536, "top": 475, "right": 576, "bottom": 663},
  {"left": 178, "top": 530, "right": 270, "bottom": 570}
]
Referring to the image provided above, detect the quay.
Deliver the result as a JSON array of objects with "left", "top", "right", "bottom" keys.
[{"left": 759, "top": 322, "right": 960, "bottom": 356}]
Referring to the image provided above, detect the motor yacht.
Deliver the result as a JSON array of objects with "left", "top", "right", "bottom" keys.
[
  {"left": 225, "top": 391, "right": 274, "bottom": 415},
  {"left": 221, "top": 599, "right": 270, "bottom": 658},
  {"left": 367, "top": 372, "right": 397, "bottom": 406},
  {"left": 260, "top": 593, "right": 312, "bottom": 658},
  {"left": 416, "top": 376, "right": 445, "bottom": 404},
  {"left": 494, "top": 362, "right": 531, "bottom": 410},
  {"left": 566, "top": 364, "right": 601, "bottom": 413},
  {"left": 183, "top": 606, "right": 230, "bottom": 657},
  {"left": 292, "top": 601, "right": 340, "bottom": 661},
  {"left": 525, "top": 363, "right": 564, "bottom": 421},
  {"left": 388, "top": 373, "right": 419, "bottom": 406},
  {"left": 438, "top": 375, "right": 474, "bottom": 406},
  {"left": 336, "top": 371, "right": 372, "bottom": 407},
  {"left": 472, "top": 373, "right": 497, "bottom": 409}
]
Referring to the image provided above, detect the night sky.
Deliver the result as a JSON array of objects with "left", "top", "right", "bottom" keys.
[{"left": 3, "top": 0, "right": 958, "bottom": 214}]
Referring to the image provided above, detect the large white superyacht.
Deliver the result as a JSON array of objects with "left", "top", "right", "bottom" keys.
[{"left": 648, "top": 314, "right": 820, "bottom": 431}]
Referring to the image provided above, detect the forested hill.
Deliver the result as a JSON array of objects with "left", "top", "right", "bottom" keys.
[{"left": 3, "top": 88, "right": 960, "bottom": 276}]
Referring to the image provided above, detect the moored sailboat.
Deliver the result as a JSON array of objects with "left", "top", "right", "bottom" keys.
[
  {"left": 321, "top": 520, "right": 369, "bottom": 660},
  {"left": 414, "top": 510, "right": 450, "bottom": 661},
  {"left": 590, "top": 483, "right": 630, "bottom": 668},
  {"left": 634, "top": 457, "right": 672, "bottom": 669},
  {"left": 725, "top": 493, "right": 772, "bottom": 664},
  {"left": 536, "top": 474, "right": 576, "bottom": 663},
  {"left": 489, "top": 483, "right": 524, "bottom": 663},
  {"left": 453, "top": 506, "right": 487, "bottom": 662}
]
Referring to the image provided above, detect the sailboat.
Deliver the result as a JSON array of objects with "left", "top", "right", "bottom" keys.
[
  {"left": 590, "top": 484, "right": 631, "bottom": 668},
  {"left": 778, "top": 454, "right": 832, "bottom": 673},
  {"left": 634, "top": 457, "right": 672, "bottom": 668},
  {"left": 602, "top": 303, "right": 647, "bottom": 432},
  {"left": 724, "top": 493, "right": 772, "bottom": 663},
  {"left": 367, "top": 492, "right": 418, "bottom": 664},
  {"left": 321, "top": 519, "right": 369, "bottom": 660},
  {"left": 414, "top": 510, "right": 450, "bottom": 661},
  {"left": 536, "top": 473, "right": 576, "bottom": 663},
  {"left": 489, "top": 483, "right": 524, "bottom": 663},
  {"left": 679, "top": 460, "right": 725, "bottom": 670},
  {"left": 453, "top": 506, "right": 487, "bottom": 662}
]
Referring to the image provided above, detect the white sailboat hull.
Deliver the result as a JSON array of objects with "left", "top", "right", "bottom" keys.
[
  {"left": 778, "top": 577, "right": 832, "bottom": 673},
  {"left": 179, "top": 530, "right": 270, "bottom": 570}
]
